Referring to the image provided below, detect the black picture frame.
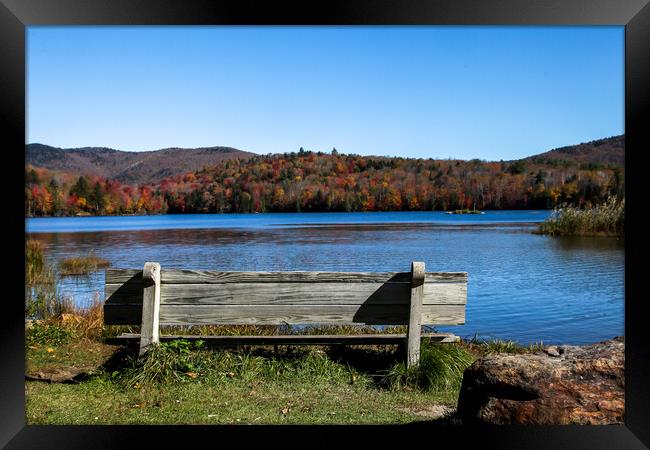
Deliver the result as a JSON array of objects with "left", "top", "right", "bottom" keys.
[{"left": 3, "top": 0, "right": 649, "bottom": 448}]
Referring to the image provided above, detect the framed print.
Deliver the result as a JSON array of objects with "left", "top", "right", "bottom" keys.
[{"left": 2, "top": 0, "right": 649, "bottom": 448}]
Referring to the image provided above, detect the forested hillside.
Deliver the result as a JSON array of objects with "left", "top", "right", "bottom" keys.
[
  {"left": 25, "top": 136, "right": 624, "bottom": 217},
  {"left": 26, "top": 144, "right": 254, "bottom": 184}
]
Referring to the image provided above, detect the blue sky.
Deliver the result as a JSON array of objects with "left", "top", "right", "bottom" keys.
[{"left": 27, "top": 26, "right": 624, "bottom": 160}]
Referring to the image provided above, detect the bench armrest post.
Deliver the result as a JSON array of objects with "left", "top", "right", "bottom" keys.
[
  {"left": 139, "top": 262, "right": 161, "bottom": 357},
  {"left": 407, "top": 261, "right": 425, "bottom": 369}
]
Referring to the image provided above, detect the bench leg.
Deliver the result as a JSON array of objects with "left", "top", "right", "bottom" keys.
[
  {"left": 407, "top": 261, "right": 425, "bottom": 369},
  {"left": 139, "top": 262, "right": 161, "bottom": 357}
]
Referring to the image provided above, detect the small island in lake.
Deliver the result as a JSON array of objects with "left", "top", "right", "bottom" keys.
[
  {"left": 446, "top": 208, "right": 486, "bottom": 215},
  {"left": 446, "top": 202, "right": 486, "bottom": 214}
]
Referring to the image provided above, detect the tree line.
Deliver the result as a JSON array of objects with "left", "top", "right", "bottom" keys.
[{"left": 25, "top": 148, "right": 624, "bottom": 216}]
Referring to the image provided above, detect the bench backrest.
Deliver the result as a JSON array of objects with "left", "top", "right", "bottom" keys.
[{"left": 104, "top": 265, "right": 468, "bottom": 327}]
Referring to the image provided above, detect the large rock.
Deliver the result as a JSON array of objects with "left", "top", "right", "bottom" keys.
[{"left": 456, "top": 337, "right": 624, "bottom": 425}]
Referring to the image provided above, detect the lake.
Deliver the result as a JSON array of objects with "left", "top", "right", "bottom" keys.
[{"left": 25, "top": 211, "right": 625, "bottom": 345}]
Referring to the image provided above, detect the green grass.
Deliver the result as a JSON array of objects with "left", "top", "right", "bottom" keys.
[
  {"left": 25, "top": 336, "right": 478, "bottom": 424},
  {"left": 26, "top": 322, "right": 74, "bottom": 346},
  {"left": 537, "top": 196, "right": 624, "bottom": 237},
  {"left": 25, "top": 378, "right": 457, "bottom": 425},
  {"left": 58, "top": 252, "right": 110, "bottom": 276},
  {"left": 25, "top": 307, "right": 552, "bottom": 426},
  {"left": 464, "top": 335, "right": 545, "bottom": 355},
  {"left": 380, "top": 341, "right": 474, "bottom": 392},
  {"left": 25, "top": 332, "right": 551, "bottom": 425},
  {"left": 26, "top": 339, "right": 117, "bottom": 374}
]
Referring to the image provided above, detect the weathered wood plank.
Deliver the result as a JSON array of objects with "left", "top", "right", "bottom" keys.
[
  {"left": 105, "top": 269, "right": 142, "bottom": 284},
  {"left": 105, "top": 332, "right": 460, "bottom": 346},
  {"left": 104, "top": 303, "right": 466, "bottom": 326},
  {"left": 156, "top": 304, "right": 465, "bottom": 326},
  {"left": 139, "top": 262, "right": 161, "bottom": 356},
  {"left": 105, "top": 281, "right": 466, "bottom": 305},
  {"left": 407, "top": 261, "right": 425, "bottom": 368},
  {"left": 105, "top": 269, "right": 467, "bottom": 285}
]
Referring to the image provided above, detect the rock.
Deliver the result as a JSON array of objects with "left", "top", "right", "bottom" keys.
[
  {"left": 25, "top": 367, "right": 92, "bottom": 383},
  {"left": 456, "top": 337, "right": 624, "bottom": 425},
  {"left": 545, "top": 345, "right": 561, "bottom": 357},
  {"left": 397, "top": 404, "right": 455, "bottom": 420}
]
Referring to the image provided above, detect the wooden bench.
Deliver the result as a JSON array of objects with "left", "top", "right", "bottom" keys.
[{"left": 103, "top": 261, "right": 468, "bottom": 368}]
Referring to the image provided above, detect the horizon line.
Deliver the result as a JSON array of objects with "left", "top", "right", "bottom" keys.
[{"left": 25, "top": 133, "right": 624, "bottom": 163}]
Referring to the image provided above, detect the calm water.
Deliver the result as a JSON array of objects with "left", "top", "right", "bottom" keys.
[{"left": 26, "top": 211, "right": 625, "bottom": 345}]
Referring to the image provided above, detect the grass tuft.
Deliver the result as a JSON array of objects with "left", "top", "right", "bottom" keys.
[
  {"left": 58, "top": 251, "right": 110, "bottom": 276},
  {"left": 25, "top": 239, "right": 65, "bottom": 320},
  {"left": 464, "top": 335, "right": 545, "bottom": 355},
  {"left": 381, "top": 341, "right": 474, "bottom": 392}
]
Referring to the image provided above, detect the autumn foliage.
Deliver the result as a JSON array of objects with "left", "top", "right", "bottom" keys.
[{"left": 25, "top": 148, "right": 624, "bottom": 216}]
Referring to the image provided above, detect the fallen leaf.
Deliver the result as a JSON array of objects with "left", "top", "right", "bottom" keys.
[
  {"left": 46, "top": 348, "right": 54, "bottom": 353},
  {"left": 186, "top": 372, "right": 198, "bottom": 379},
  {"left": 226, "top": 372, "right": 235, "bottom": 378},
  {"left": 281, "top": 407, "right": 290, "bottom": 415}
]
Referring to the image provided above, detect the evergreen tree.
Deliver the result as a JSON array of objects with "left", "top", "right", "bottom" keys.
[
  {"left": 89, "top": 182, "right": 104, "bottom": 214},
  {"left": 47, "top": 179, "right": 62, "bottom": 216},
  {"left": 70, "top": 176, "right": 90, "bottom": 199}
]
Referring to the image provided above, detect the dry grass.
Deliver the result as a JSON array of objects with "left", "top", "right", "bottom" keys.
[
  {"left": 537, "top": 196, "right": 624, "bottom": 237},
  {"left": 26, "top": 239, "right": 62, "bottom": 319},
  {"left": 25, "top": 240, "right": 55, "bottom": 286},
  {"left": 63, "top": 294, "right": 106, "bottom": 341},
  {"left": 27, "top": 294, "right": 106, "bottom": 344},
  {"left": 58, "top": 252, "right": 110, "bottom": 276}
]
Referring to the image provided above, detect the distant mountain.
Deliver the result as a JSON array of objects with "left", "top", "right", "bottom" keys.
[
  {"left": 523, "top": 135, "right": 624, "bottom": 168},
  {"left": 25, "top": 143, "right": 256, "bottom": 184}
]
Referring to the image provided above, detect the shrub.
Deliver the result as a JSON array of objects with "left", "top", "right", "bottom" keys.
[
  {"left": 381, "top": 341, "right": 474, "bottom": 391},
  {"left": 538, "top": 196, "right": 624, "bottom": 237},
  {"left": 26, "top": 322, "right": 73, "bottom": 346}
]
